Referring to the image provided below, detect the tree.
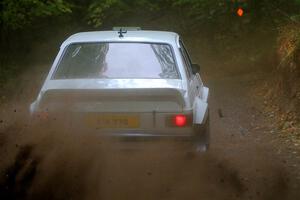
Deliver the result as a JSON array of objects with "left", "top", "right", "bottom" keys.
[{"left": 1, "top": 0, "right": 72, "bottom": 30}]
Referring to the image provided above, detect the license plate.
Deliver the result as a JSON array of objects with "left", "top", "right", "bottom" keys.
[{"left": 85, "top": 114, "right": 140, "bottom": 129}]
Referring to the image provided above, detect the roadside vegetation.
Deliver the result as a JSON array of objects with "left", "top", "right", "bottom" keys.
[
  {"left": 1, "top": 0, "right": 300, "bottom": 139},
  {"left": 260, "top": 22, "right": 300, "bottom": 143}
]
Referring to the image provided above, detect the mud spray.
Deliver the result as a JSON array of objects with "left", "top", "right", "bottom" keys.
[{"left": 0, "top": 111, "right": 291, "bottom": 200}]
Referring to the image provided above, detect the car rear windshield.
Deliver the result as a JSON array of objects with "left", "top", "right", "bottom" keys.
[{"left": 53, "top": 42, "right": 179, "bottom": 79}]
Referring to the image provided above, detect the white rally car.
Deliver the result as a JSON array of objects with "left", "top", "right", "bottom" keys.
[{"left": 30, "top": 28, "right": 210, "bottom": 151}]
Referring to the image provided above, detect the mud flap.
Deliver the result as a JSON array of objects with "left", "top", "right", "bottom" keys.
[{"left": 193, "top": 96, "right": 208, "bottom": 125}]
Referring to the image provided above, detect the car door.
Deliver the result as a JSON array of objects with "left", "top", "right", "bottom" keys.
[{"left": 179, "top": 40, "right": 203, "bottom": 105}]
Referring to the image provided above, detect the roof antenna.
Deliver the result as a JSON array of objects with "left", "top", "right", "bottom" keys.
[{"left": 118, "top": 28, "right": 127, "bottom": 38}]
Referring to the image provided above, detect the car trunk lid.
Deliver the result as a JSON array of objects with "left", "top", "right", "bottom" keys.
[{"left": 39, "top": 88, "right": 185, "bottom": 112}]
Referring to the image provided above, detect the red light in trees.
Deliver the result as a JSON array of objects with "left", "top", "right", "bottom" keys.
[{"left": 237, "top": 8, "right": 244, "bottom": 17}]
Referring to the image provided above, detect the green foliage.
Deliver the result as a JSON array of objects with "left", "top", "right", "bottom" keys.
[
  {"left": 170, "top": 0, "right": 294, "bottom": 22},
  {"left": 295, "top": 0, "right": 300, "bottom": 5},
  {"left": 86, "top": 0, "right": 161, "bottom": 28},
  {"left": 171, "top": 0, "right": 229, "bottom": 21},
  {"left": 87, "top": 0, "right": 122, "bottom": 27},
  {"left": 1, "top": 0, "right": 72, "bottom": 30},
  {"left": 3, "top": 0, "right": 299, "bottom": 30}
]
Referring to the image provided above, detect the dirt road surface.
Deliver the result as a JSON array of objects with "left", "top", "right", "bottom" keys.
[{"left": 0, "top": 20, "right": 300, "bottom": 200}]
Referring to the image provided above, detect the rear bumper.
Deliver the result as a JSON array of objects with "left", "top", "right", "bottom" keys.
[
  {"left": 30, "top": 113, "right": 210, "bottom": 144},
  {"left": 74, "top": 124, "right": 209, "bottom": 143},
  {"left": 96, "top": 132, "right": 196, "bottom": 141}
]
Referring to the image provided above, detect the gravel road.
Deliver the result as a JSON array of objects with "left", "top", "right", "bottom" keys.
[{"left": 0, "top": 24, "right": 299, "bottom": 200}]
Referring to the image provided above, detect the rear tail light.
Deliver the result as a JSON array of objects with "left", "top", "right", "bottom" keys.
[
  {"left": 165, "top": 114, "right": 192, "bottom": 127},
  {"left": 174, "top": 114, "right": 187, "bottom": 127}
]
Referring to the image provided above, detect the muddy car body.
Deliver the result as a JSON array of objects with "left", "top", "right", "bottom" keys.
[{"left": 30, "top": 29, "right": 210, "bottom": 150}]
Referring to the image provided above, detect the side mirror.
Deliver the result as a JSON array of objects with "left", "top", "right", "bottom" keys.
[{"left": 191, "top": 63, "right": 200, "bottom": 74}]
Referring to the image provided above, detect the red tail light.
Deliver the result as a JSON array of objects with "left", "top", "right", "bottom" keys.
[{"left": 174, "top": 114, "right": 187, "bottom": 127}]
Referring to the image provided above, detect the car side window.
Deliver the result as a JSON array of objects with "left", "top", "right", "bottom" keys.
[{"left": 179, "top": 40, "right": 193, "bottom": 79}]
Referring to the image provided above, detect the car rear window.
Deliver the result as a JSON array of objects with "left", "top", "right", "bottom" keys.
[{"left": 53, "top": 42, "right": 179, "bottom": 79}]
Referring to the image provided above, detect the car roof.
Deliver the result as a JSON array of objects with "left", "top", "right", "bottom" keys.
[{"left": 61, "top": 31, "right": 180, "bottom": 47}]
